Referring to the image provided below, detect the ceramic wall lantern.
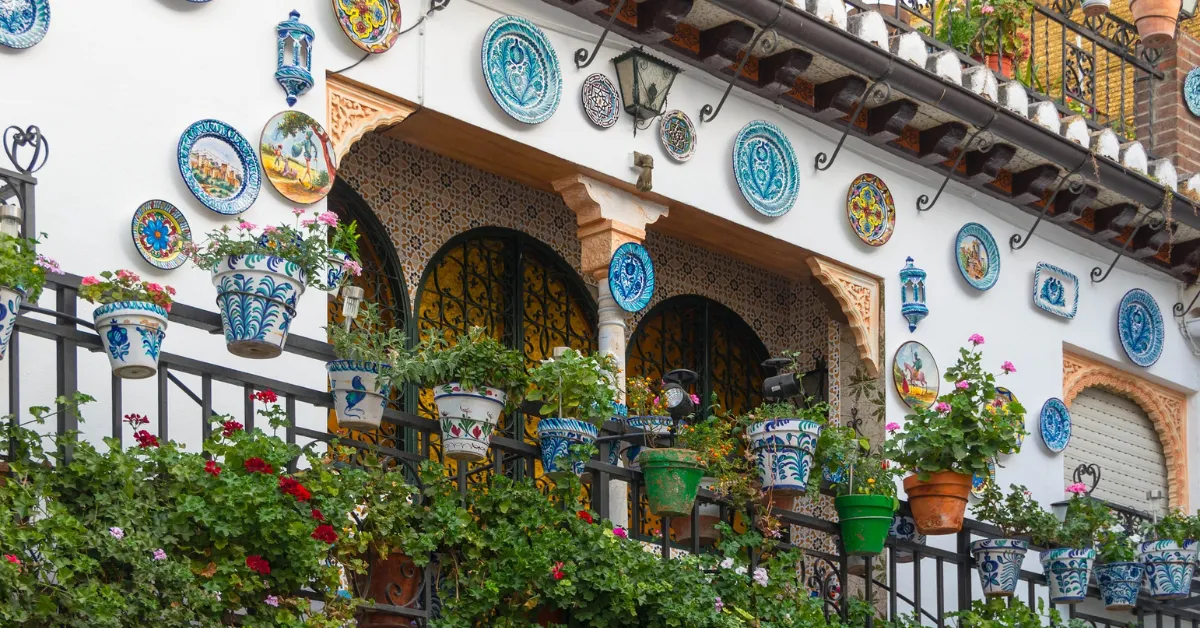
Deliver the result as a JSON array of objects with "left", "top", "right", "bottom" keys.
[
  {"left": 900, "top": 257, "right": 928, "bottom": 332},
  {"left": 275, "top": 10, "right": 314, "bottom": 107}
]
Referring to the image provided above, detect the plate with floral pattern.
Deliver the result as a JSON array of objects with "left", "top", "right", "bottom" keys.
[
  {"left": 659, "top": 110, "right": 697, "bottom": 162},
  {"left": 1039, "top": 398, "right": 1071, "bottom": 453},
  {"left": 581, "top": 73, "right": 620, "bottom": 129},
  {"left": 332, "top": 0, "right": 402, "bottom": 54},
  {"left": 733, "top": 120, "right": 799, "bottom": 217},
  {"left": 1118, "top": 288, "right": 1164, "bottom": 367},
  {"left": 481, "top": 16, "right": 561, "bottom": 125},
  {"left": 608, "top": 242, "right": 655, "bottom": 312},
  {"left": 846, "top": 173, "right": 896, "bottom": 246},
  {"left": 0, "top": 0, "right": 50, "bottom": 49},
  {"left": 971, "top": 461, "right": 996, "bottom": 499},
  {"left": 131, "top": 200, "right": 192, "bottom": 271},
  {"left": 1186, "top": 68, "right": 1200, "bottom": 117}
]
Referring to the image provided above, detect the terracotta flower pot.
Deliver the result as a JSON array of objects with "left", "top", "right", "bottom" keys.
[
  {"left": 1130, "top": 0, "right": 1181, "bottom": 49},
  {"left": 358, "top": 550, "right": 425, "bottom": 628},
  {"left": 902, "top": 471, "right": 972, "bottom": 535},
  {"left": 972, "top": 54, "right": 1017, "bottom": 79}
]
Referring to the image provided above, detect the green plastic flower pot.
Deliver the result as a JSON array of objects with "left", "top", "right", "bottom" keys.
[
  {"left": 835, "top": 494, "right": 896, "bottom": 556},
  {"left": 637, "top": 448, "right": 705, "bottom": 517}
]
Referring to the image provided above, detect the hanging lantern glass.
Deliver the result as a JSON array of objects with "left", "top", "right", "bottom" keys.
[
  {"left": 900, "top": 257, "right": 928, "bottom": 333},
  {"left": 275, "top": 10, "right": 315, "bottom": 107},
  {"left": 612, "top": 47, "right": 681, "bottom": 132}
]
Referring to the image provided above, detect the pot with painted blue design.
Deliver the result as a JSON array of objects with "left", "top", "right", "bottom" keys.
[
  {"left": 621, "top": 416, "right": 672, "bottom": 469},
  {"left": 1039, "top": 548, "right": 1096, "bottom": 604},
  {"left": 1095, "top": 561, "right": 1145, "bottom": 610},
  {"left": 212, "top": 254, "right": 306, "bottom": 359},
  {"left": 747, "top": 419, "right": 822, "bottom": 496},
  {"left": 94, "top": 301, "right": 169, "bottom": 379},
  {"left": 970, "top": 538, "right": 1028, "bottom": 597},
  {"left": 0, "top": 286, "right": 24, "bottom": 361},
  {"left": 328, "top": 360, "right": 392, "bottom": 431},
  {"left": 536, "top": 418, "right": 599, "bottom": 478},
  {"left": 1140, "top": 539, "right": 1199, "bottom": 600},
  {"left": 434, "top": 383, "right": 507, "bottom": 462}
]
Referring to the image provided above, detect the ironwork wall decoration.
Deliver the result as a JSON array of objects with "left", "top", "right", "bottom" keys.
[
  {"left": 580, "top": 73, "right": 620, "bottom": 129},
  {"left": 846, "top": 173, "right": 896, "bottom": 246},
  {"left": 899, "top": 257, "right": 927, "bottom": 332},
  {"left": 0, "top": 0, "right": 49, "bottom": 49},
  {"left": 892, "top": 341, "right": 938, "bottom": 410},
  {"left": 1118, "top": 288, "right": 1165, "bottom": 367},
  {"left": 1186, "top": 68, "right": 1200, "bottom": 117},
  {"left": 131, "top": 200, "right": 191, "bottom": 271},
  {"left": 481, "top": 16, "right": 562, "bottom": 125},
  {"left": 1039, "top": 397, "right": 1072, "bottom": 453},
  {"left": 275, "top": 10, "right": 314, "bottom": 107},
  {"left": 1033, "top": 262, "right": 1079, "bottom": 319},
  {"left": 260, "top": 111, "right": 337, "bottom": 205},
  {"left": 733, "top": 120, "right": 799, "bottom": 217},
  {"left": 608, "top": 242, "right": 655, "bottom": 313},
  {"left": 176, "top": 119, "right": 261, "bottom": 216},
  {"left": 659, "top": 110, "right": 697, "bottom": 162},
  {"left": 333, "top": 0, "right": 402, "bottom": 54},
  {"left": 955, "top": 222, "right": 1001, "bottom": 290}
]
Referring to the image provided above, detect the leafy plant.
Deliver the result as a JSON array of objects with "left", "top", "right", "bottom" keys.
[
  {"left": 0, "top": 233, "right": 58, "bottom": 302},
  {"left": 326, "top": 301, "right": 408, "bottom": 366},
  {"left": 1096, "top": 520, "right": 1141, "bottom": 563},
  {"left": 1142, "top": 509, "right": 1200, "bottom": 545},
  {"left": 948, "top": 598, "right": 1090, "bottom": 627},
  {"left": 526, "top": 348, "right": 616, "bottom": 425},
  {"left": 931, "top": 0, "right": 1034, "bottom": 60},
  {"left": 408, "top": 326, "right": 528, "bottom": 404},
  {"left": 971, "top": 484, "right": 1056, "bottom": 539},
  {"left": 625, "top": 376, "right": 670, "bottom": 417},
  {"left": 79, "top": 269, "right": 175, "bottom": 311},
  {"left": 1029, "top": 491, "right": 1116, "bottom": 549}
]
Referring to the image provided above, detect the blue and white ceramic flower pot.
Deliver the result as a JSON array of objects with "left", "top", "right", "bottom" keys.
[
  {"left": 1095, "top": 561, "right": 1145, "bottom": 610},
  {"left": 622, "top": 415, "right": 672, "bottom": 469},
  {"left": 327, "top": 360, "right": 392, "bottom": 431},
  {"left": 93, "top": 301, "right": 168, "bottom": 380},
  {"left": 747, "top": 419, "right": 821, "bottom": 496},
  {"left": 536, "top": 417, "right": 598, "bottom": 477},
  {"left": 889, "top": 514, "right": 926, "bottom": 563},
  {"left": 1039, "top": 548, "right": 1095, "bottom": 604},
  {"left": 971, "top": 539, "right": 1028, "bottom": 597},
  {"left": 212, "top": 254, "right": 306, "bottom": 359},
  {"left": 0, "top": 286, "right": 24, "bottom": 361},
  {"left": 1140, "top": 539, "right": 1199, "bottom": 600},
  {"left": 433, "top": 382, "right": 506, "bottom": 462}
]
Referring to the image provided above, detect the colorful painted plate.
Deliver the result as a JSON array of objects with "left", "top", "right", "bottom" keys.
[
  {"left": 260, "top": 111, "right": 338, "bottom": 205},
  {"left": 131, "top": 200, "right": 191, "bottom": 271},
  {"left": 971, "top": 460, "right": 996, "bottom": 499},
  {"left": 1118, "top": 288, "right": 1164, "bottom": 367},
  {"left": 608, "top": 242, "right": 655, "bottom": 313},
  {"left": 481, "top": 16, "right": 561, "bottom": 125},
  {"left": 733, "top": 121, "right": 799, "bottom": 217},
  {"left": 178, "top": 120, "right": 260, "bottom": 215},
  {"left": 993, "top": 387, "right": 1024, "bottom": 453},
  {"left": 955, "top": 222, "right": 1000, "bottom": 290},
  {"left": 892, "top": 341, "right": 938, "bottom": 410},
  {"left": 581, "top": 73, "right": 620, "bottom": 129},
  {"left": 0, "top": 0, "right": 50, "bottom": 49},
  {"left": 659, "top": 110, "right": 697, "bottom": 162},
  {"left": 332, "top": 0, "right": 402, "bottom": 54},
  {"left": 1033, "top": 262, "right": 1079, "bottom": 319},
  {"left": 846, "top": 173, "right": 896, "bottom": 246},
  {"left": 1186, "top": 68, "right": 1200, "bottom": 117},
  {"left": 1039, "top": 398, "right": 1071, "bottom": 453}
]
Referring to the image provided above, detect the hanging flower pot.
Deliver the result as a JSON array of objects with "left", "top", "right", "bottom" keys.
[
  {"left": 212, "top": 254, "right": 306, "bottom": 359},
  {"left": 970, "top": 539, "right": 1028, "bottom": 597},
  {"left": 1039, "top": 548, "right": 1096, "bottom": 604},
  {"left": 1140, "top": 540, "right": 1199, "bottom": 600},
  {"left": 1081, "top": 0, "right": 1111, "bottom": 16},
  {"left": 94, "top": 301, "right": 169, "bottom": 379},
  {"left": 672, "top": 477, "right": 721, "bottom": 546},
  {"left": 433, "top": 383, "right": 506, "bottom": 462},
  {"left": 0, "top": 285, "right": 25, "bottom": 361},
  {"left": 835, "top": 494, "right": 896, "bottom": 556},
  {"left": 747, "top": 419, "right": 821, "bottom": 496},
  {"left": 622, "top": 415, "right": 672, "bottom": 468},
  {"left": 328, "top": 360, "right": 392, "bottom": 431},
  {"left": 902, "top": 471, "right": 972, "bottom": 535},
  {"left": 537, "top": 418, "right": 598, "bottom": 477},
  {"left": 889, "top": 514, "right": 926, "bottom": 563},
  {"left": 637, "top": 448, "right": 705, "bottom": 517},
  {"left": 1129, "top": 0, "right": 1181, "bottom": 48},
  {"left": 1095, "top": 562, "right": 1145, "bottom": 610}
]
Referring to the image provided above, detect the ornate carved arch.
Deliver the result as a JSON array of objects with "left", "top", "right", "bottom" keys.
[
  {"left": 806, "top": 256, "right": 880, "bottom": 377},
  {"left": 326, "top": 73, "right": 418, "bottom": 160},
  {"left": 1063, "top": 352, "right": 1189, "bottom": 509}
]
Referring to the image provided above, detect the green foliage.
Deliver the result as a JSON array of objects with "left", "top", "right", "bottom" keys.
[
  {"left": 742, "top": 400, "right": 830, "bottom": 425},
  {"left": 1029, "top": 495, "right": 1116, "bottom": 549},
  {"left": 816, "top": 425, "right": 898, "bottom": 498},
  {"left": 677, "top": 405, "right": 757, "bottom": 510},
  {"left": 1096, "top": 519, "right": 1140, "bottom": 564},
  {"left": 931, "top": 0, "right": 1034, "bottom": 59},
  {"left": 947, "top": 598, "right": 1090, "bottom": 627},
  {"left": 1142, "top": 509, "right": 1200, "bottom": 545},
  {"left": 525, "top": 348, "right": 616, "bottom": 424},
  {"left": 407, "top": 326, "right": 528, "bottom": 405},
  {"left": 625, "top": 376, "right": 669, "bottom": 417},
  {"left": 970, "top": 484, "right": 1056, "bottom": 538},
  {"left": 79, "top": 269, "right": 175, "bottom": 311},
  {"left": 326, "top": 301, "right": 408, "bottom": 366},
  {"left": 0, "top": 233, "right": 52, "bottom": 302}
]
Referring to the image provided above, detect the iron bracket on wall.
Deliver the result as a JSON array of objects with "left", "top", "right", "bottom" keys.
[
  {"left": 915, "top": 109, "right": 998, "bottom": 212},
  {"left": 1072, "top": 462, "right": 1101, "bottom": 495},
  {"left": 1090, "top": 209, "right": 1167, "bottom": 283},
  {"left": 3, "top": 125, "right": 49, "bottom": 175},
  {"left": 698, "top": 1, "right": 785, "bottom": 124},
  {"left": 1009, "top": 158, "right": 1088, "bottom": 250},
  {"left": 1174, "top": 290, "right": 1200, "bottom": 318},
  {"left": 813, "top": 60, "right": 893, "bottom": 172},
  {"left": 574, "top": 0, "right": 630, "bottom": 69}
]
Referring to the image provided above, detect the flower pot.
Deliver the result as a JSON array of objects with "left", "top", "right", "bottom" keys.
[
  {"left": 212, "top": 254, "right": 305, "bottom": 359},
  {"left": 622, "top": 415, "right": 672, "bottom": 469},
  {"left": 637, "top": 448, "right": 705, "bottom": 517},
  {"left": 0, "top": 286, "right": 23, "bottom": 361},
  {"left": 1130, "top": 0, "right": 1181, "bottom": 48},
  {"left": 889, "top": 514, "right": 926, "bottom": 563},
  {"left": 93, "top": 301, "right": 168, "bottom": 379},
  {"left": 970, "top": 539, "right": 1028, "bottom": 597},
  {"left": 974, "top": 54, "right": 1017, "bottom": 79},
  {"left": 672, "top": 477, "right": 721, "bottom": 546},
  {"left": 358, "top": 550, "right": 426, "bottom": 628},
  {"left": 328, "top": 360, "right": 392, "bottom": 431},
  {"left": 433, "top": 383, "right": 506, "bottom": 462},
  {"left": 1140, "top": 539, "right": 1199, "bottom": 600},
  {"left": 1081, "top": 0, "right": 1110, "bottom": 16},
  {"left": 536, "top": 418, "right": 598, "bottom": 477},
  {"left": 1039, "top": 548, "right": 1096, "bottom": 604},
  {"left": 902, "top": 471, "right": 972, "bottom": 535},
  {"left": 1095, "top": 561, "right": 1145, "bottom": 610},
  {"left": 835, "top": 494, "right": 896, "bottom": 556},
  {"left": 747, "top": 419, "right": 821, "bottom": 496}
]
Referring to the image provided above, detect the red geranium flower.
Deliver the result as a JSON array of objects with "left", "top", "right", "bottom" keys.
[
  {"left": 123, "top": 413, "right": 149, "bottom": 427},
  {"left": 244, "top": 457, "right": 274, "bottom": 475},
  {"left": 311, "top": 508, "right": 325, "bottom": 521},
  {"left": 204, "top": 460, "right": 222, "bottom": 477},
  {"left": 133, "top": 430, "right": 160, "bottom": 448},
  {"left": 246, "top": 555, "right": 271, "bottom": 575},
  {"left": 311, "top": 524, "right": 338, "bottom": 544},
  {"left": 551, "top": 561, "right": 565, "bottom": 581},
  {"left": 251, "top": 389, "right": 279, "bottom": 404},
  {"left": 279, "top": 477, "right": 312, "bottom": 502},
  {"left": 576, "top": 510, "right": 593, "bottom": 524},
  {"left": 4, "top": 554, "right": 19, "bottom": 565},
  {"left": 221, "top": 420, "right": 244, "bottom": 438}
]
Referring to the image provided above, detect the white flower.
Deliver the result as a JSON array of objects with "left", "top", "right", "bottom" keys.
[
  {"left": 1129, "top": 534, "right": 1143, "bottom": 545},
  {"left": 735, "top": 566, "right": 747, "bottom": 576},
  {"left": 720, "top": 558, "right": 735, "bottom": 570},
  {"left": 753, "top": 567, "right": 769, "bottom": 587}
]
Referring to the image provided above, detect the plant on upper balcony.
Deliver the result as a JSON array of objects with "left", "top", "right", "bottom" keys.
[
  {"left": 931, "top": 0, "right": 1034, "bottom": 70},
  {"left": 826, "top": 437, "right": 902, "bottom": 557},
  {"left": 0, "top": 233, "right": 57, "bottom": 303},
  {"left": 625, "top": 376, "right": 671, "bottom": 418},
  {"left": 325, "top": 302, "right": 410, "bottom": 431},
  {"left": 622, "top": 375, "right": 707, "bottom": 518},
  {"left": 1093, "top": 517, "right": 1145, "bottom": 611},
  {"left": 947, "top": 598, "right": 1091, "bottom": 628},
  {"left": 79, "top": 269, "right": 176, "bottom": 380},
  {"left": 528, "top": 348, "right": 617, "bottom": 476},
  {"left": 740, "top": 399, "right": 831, "bottom": 497}
]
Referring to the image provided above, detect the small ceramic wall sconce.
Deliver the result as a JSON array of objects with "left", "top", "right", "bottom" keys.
[
  {"left": 900, "top": 257, "right": 928, "bottom": 332},
  {"left": 275, "top": 10, "right": 314, "bottom": 107}
]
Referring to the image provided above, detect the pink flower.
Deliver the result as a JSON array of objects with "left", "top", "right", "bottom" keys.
[
  {"left": 935, "top": 401, "right": 951, "bottom": 413},
  {"left": 342, "top": 260, "right": 362, "bottom": 276},
  {"left": 652, "top": 396, "right": 660, "bottom": 407},
  {"left": 265, "top": 595, "right": 280, "bottom": 608},
  {"left": 1066, "top": 482, "right": 1088, "bottom": 495},
  {"left": 109, "top": 527, "right": 124, "bottom": 540},
  {"left": 81, "top": 276, "right": 100, "bottom": 286},
  {"left": 981, "top": 4, "right": 995, "bottom": 13},
  {"left": 116, "top": 269, "right": 140, "bottom": 282},
  {"left": 715, "top": 596, "right": 724, "bottom": 612},
  {"left": 300, "top": 218, "right": 316, "bottom": 227},
  {"left": 292, "top": 207, "right": 305, "bottom": 216},
  {"left": 35, "top": 255, "right": 63, "bottom": 275},
  {"left": 955, "top": 380, "right": 970, "bottom": 390},
  {"left": 613, "top": 526, "right": 628, "bottom": 539},
  {"left": 263, "top": 225, "right": 279, "bottom": 234},
  {"left": 1001, "top": 361, "right": 1016, "bottom": 374},
  {"left": 237, "top": 221, "right": 256, "bottom": 231},
  {"left": 885, "top": 422, "right": 901, "bottom": 433},
  {"left": 991, "top": 398, "right": 1004, "bottom": 408},
  {"left": 690, "top": 393, "right": 701, "bottom": 405},
  {"left": 146, "top": 283, "right": 165, "bottom": 294},
  {"left": 4, "top": 554, "right": 19, "bottom": 565},
  {"left": 317, "top": 211, "right": 339, "bottom": 227},
  {"left": 153, "top": 549, "right": 166, "bottom": 561},
  {"left": 969, "top": 334, "right": 985, "bottom": 346}
]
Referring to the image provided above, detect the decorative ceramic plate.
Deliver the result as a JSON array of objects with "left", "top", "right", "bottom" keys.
[
  {"left": 260, "top": 111, "right": 338, "bottom": 205},
  {"left": 581, "top": 73, "right": 620, "bottom": 129},
  {"left": 608, "top": 242, "right": 655, "bottom": 313},
  {"left": 971, "top": 460, "right": 996, "bottom": 499},
  {"left": 332, "top": 0, "right": 402, "bottom": 54},
  {"left": 733, "top": 120, "right": 799, "bottom": 217},
  {"left": 955, "top": 222, "right": 1000, "bottom": 290},
  {"left": 1032, "top": 262, "right": 1079, "bottom": 319},
  {"left": 131, "top": 200, "right": 191, "bottom": 271},
  {"left": 177, "top": 119, "right": 261, "bottom": 215},
  {"left": 846, "top": 173, "right": 896, "bottom": 246},
  {"left": 1039, "top": 397, "right": 1071, "bottom": 453},
  {"left": 892, "top": 341, "right": 938, "bottom": 410},
  {"left": 0, "top": 0, "right": 49, "bottom": 49},
  {"left": 659, "top": 110, "right": 697, "bottom": 162},
  {"left": 1118, "top": 288, "right": 1164, "bottom": 367},
  {"left": 481, "top": 16, "right": 561, "bottom": 125},
  {"left": 994, "top": 387, "right": 1024, "bottom": 453},
  {"left": 1186, "top": 68, "right": 1200, "bottom": 117}
]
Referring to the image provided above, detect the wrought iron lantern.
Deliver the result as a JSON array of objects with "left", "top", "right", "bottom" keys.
[
  {"left": 899, "top": 257, "right": 928, "bottom": 333},
  {"left": 275, "top": 10, "right": 314, "bottom": 107},
  {"left": 612, "top": 47, "right": 681, "bottom": 134},
  {"left": 761, "top": 357, "right": 801, "bottom": 401},
  {"left": 0, "top": 202, "right": 21, "bottom": 238}
]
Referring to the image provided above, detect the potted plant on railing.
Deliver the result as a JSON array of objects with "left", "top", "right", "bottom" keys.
[
  {"left": 621, "top": 376, "right": 674, "bottom": 468},
  {"left": 631, "top": 371, "right": 707, "bottom": 519},
  {"left": 831, "top": 445, "right": 900, "bottom": 557},
  {"left": 1139, "top": 510, "right": 1200, "bottom": 600},
  {"left": 1094, "top": 520, "right": 1144, "bottom": 610},
  {"left": 325, "top": 302, "right": 407, "bottom": 431},
  {"left": 742, "top": 398, "right": 830, "bottom": 498},
  {"left": 884, "top": 335, "right": 1025, "bottom": 536},
  {"left": 528, "top": 348, "right": 616, "bottom": 478},
  {"left": 1130, "top": 0, "right": 1181, "bottom": 48},
  {"left": 187, "top": 211, "right": 360, "bottom": 359},
  {"left": 79, "top": 269, "right": 175, "bottom": 379},
  {"left": 969, "top": 483, "right": 1057, "bottom": 597},
  {"left": 0, "top": 234, "right": 56, "bottom": 360},
  {"left": 933, "top": 0, "right": 1035, "bottom": 77},
  {"left": 1029, "top": 483, "right": 1114, "bottom": 604},
  {"left": 671, "top": 411, "right": 740, "bottom": 545}
]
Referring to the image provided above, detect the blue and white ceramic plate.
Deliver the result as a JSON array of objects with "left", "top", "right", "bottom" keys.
[
  {"left": 1033, "top": 262, "right": 1079, "bottom": 319},
  {"left": 660, "top": 110, "right": 697, "bottom": 162},
  {"left": 0, "top": 0, "right": 50, "bottom": 49},
  {"left": 733, "top": 120, "right": 799, "bottom": 217},
  {"left": 1039, "top": 398, "right": 1071, "bottom": 453},
  {"left": 971, "top": 460, "right": 996, "bottom": 499},
  {"left": 1186, "top": 68, "right": 1200, "bottom": 117},
  {"left": 581, "top": 73, "right": 620, "bottom": 129},
  {"left": 177, "top": 119, "right": 261, "bottom": 216},
  {"left": 1118, "top": 288, "right": 1164, "bottom": 367},
  {"left": 132, "top": 200, "right": 192, "bottom": 271},
  {"left": 481, "top": 16, "right": 561, "bottom": 125},
  {"left": 955, "top": 222, "right": 1000, "bottom": 290},
  {"left": 608, "top": 242, "right": 655, "bottom": 313}
]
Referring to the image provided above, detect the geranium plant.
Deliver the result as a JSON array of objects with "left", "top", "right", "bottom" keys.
[
  {"left": 971, "top": 483, "right": 1057, "bottom": 539},
  {"left": 1142, "top": 509, "right": 1200, "bottom": 544},
  {"left": 932, "top": 0, "right": 1035, "bottom": 61},
  {"left": 1096, "top": 520, "right": 1141, "bottom": 563},
  {"left": 408, "top": 326, "right": 528, "bottom": 403},
  {"left": 1029, "top": 486, "right": 1116, "bottom": 549},
  {"left": 526, "top": 348, "right": 616, "bottom": 424},
  {"left": 0, "top": 233, "right": 59, "bottom": 302},
  {"left": 830, "top": 445, "right": 900, "bottom": 499},
  {"left": 326, "top": 301, "right": 408, "bottom": 365},
  {"left": 79, "top": 269, "right": 176, "bottom": 311}
]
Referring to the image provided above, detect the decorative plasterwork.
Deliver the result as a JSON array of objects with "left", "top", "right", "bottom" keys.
[
  {"left": 1062, "top": 351, "right": 1189, "bottom": 509},
  {"left": 326, "top": 73, "right": 419, "bottom": 160},
  {"left": 552, "top": 175, "right": 669, "bottom": 279},
  {"left": 806, "top": 257, "right": 880, "bottom": 377}
]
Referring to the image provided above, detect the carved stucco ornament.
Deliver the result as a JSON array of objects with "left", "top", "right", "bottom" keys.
[
  {"left": 806, "top": 256, "right": 880, "bottom": 377},
  {"left": 326, "top": 73, "right": 419, "bottom": 160}
]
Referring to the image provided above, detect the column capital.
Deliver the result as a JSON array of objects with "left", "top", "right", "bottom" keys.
[{"left": 553, "top": 175, "right": 668, "bottom": 279}]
